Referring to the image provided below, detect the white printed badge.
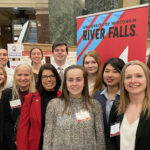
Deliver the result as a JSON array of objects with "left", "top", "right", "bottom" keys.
[
  {"left": 110, "top": 123, "right": 120, "bottom": 137},
  {"left": 76, "top": 110, "right": 91, "bottom": 122},
  {"left": 9, "top": 99, "right": 21, "bottom": 109}
]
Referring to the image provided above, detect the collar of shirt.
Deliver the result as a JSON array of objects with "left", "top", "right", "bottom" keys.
[
  {"left": 52, "top": 62, "right": 69, "bottom": 71},
  {"left": 100, "top": 87, "right": 120, "bottom": 101}
]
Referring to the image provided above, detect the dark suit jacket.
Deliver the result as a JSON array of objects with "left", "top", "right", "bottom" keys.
[
  {"left": 0, "top": 98, "right": 4, "bottom": 149},
  {"left": 115, "top": 111, "right": 150, "bottom": 150},
  {"left": 2, "top": 88, "right": 18, "bottom": 150},
  {"left": 94, "top": 89, "right": 120, "bottom": 150},
  {"left": 17, "top": 91, "right": 42, "bottom": 150}
]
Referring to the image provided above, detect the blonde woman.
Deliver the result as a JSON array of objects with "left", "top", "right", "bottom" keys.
[
  {"left": 114, "top": 61, "right": 150, "bottom": 150},
  {"left": 2, "top": 64, "right": 36, "bottom": 150}
]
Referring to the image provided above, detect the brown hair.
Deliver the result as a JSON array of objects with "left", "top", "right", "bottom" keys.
[
  {"left": 30, "top": 47, "right": 43, "bottom": 58},
  {"left": 30, "top": 47, "right": 43, "bottom": 65},
  {"left": 60, "top": 65, "right": 93, "bottom": 114},
  {"left": 36, "top": 63, "right": 61, "bottom": 94},
  {"left": 82, "top": 51, "right": 103, "bottom": 97},
  {"left": 118, "top": 61, "right": 150, "bottom": 118},
  {"left": 52, "top": 41, "right": 68, "bottom": 53}
]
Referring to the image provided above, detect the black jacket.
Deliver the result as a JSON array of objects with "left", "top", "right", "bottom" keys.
[
  {"left": 94, "top": 89, "right": 119, "bottom": 150},
  {"left": 0, "top": 89, "right": 17, "bottom": 150},
  {"left": 115, "top": 111, "right": 150, "bottom": 150},
  {"left": 0, "top": 99, "right": 4, "bottom": 149},
  {"left": 2, "top": 88, "right": 17, "bottom": 150}
]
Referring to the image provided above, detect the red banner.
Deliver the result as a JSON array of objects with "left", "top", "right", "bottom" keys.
[{"left": 77, "top": 4, "right": 149, "bottom": 65}]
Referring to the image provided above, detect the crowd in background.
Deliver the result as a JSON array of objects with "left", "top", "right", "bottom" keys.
[{"left": 0, "top": 41, "right": 150, "bottom": 150}]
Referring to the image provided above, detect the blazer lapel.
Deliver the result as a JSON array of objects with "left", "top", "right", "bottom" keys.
[
  {"left": 135, "top": 111, "right": 147, "bottom": 146},
  {"left": 115, "top": 113, "right": 124, "bottom": 149}
]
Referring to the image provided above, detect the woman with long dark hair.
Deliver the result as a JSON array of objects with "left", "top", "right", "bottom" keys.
[{"left": 94, "top": 58, "right": 125, "bottom": 150}]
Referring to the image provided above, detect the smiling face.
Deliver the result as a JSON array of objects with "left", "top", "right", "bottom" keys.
[
  {"left": 15, "top": 67, "right": 32, "bottom": 91},
  {"left": 124, "top": 65, "right": 147, "bottom": 96},
  {"left": 83, "top": 56, "right": 98, "bottom": 75},
  {"left": 0, "top": 49, "right": 8, "bottom": 67},
  {"left": 41, "top": 69, "right": 56, "bottom": 91},
  {"left": 52, "top": 45, "right": 68, "bottom": 65},
  {"left": 103, "top": 64, "right": 121, "bottom": 87},
  {"left": 30, "top": 48, "right": 43, "bottom": 64},
  {"left": 66, "top": 68, "right": 84, "bottom": 98}
]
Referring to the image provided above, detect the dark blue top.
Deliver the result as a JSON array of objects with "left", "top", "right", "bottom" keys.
[{"left": 94, "top": 88, "right": 120, "bottom": 150}]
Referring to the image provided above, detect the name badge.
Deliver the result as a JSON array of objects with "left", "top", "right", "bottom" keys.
[
  {"left": 76, "top": 110, "right": 91, "bottom": 122},
  {"left": 110, "top": 123, "right": 120, "bottom": 137},
  {"left": 9, "top": 99, "right": 21, "bottom": 109}
]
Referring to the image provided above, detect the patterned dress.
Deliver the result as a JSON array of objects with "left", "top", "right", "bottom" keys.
[{"left": 43, "top": 97, "right": 106, "bottom": 150}]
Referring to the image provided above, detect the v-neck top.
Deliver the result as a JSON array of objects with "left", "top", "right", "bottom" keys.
[{"left": 120, "top": 115, "right": 139, "bottom": 150}]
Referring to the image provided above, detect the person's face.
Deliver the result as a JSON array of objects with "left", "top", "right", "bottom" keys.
[
  {"left": 53, "top": 45, "right": 68, "bottom": 64},
  {"left": 84, "top": 56, "right": 98, "bottom": 75},
  {"left": 0, "top": 49, "right": 8, "bottom": 67},
  {"left": 41, "top": 69, "right": 56, "bottom": 91},
  {"left": 15, "top": 67, "right": 31, "bottom": 91},
  {"left": 103, "top": 64, "right": 121, "bottom": 87},
  {"left": 66, "top": 68, "right": 84, "bottom": 98},
  {"left": 124, "top": 65, "right": 147, "bottom": 96},
  {"left": 30, "top": 48, "right": 42, "bottom": 64},
  {"left": 0, "top": 68, "right": 5, "bottom": 85}
]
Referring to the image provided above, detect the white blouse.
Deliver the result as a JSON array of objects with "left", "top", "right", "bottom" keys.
[
  {"left": 120, "top": 115, "right": 139, "bottom": 150},
  {"left": 88, "top": 82, "right": 95, "bottom": 96}
]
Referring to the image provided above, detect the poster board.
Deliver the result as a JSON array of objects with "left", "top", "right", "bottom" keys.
[{"left": 77, "top": 4, "right": 149, "bottom": 65}]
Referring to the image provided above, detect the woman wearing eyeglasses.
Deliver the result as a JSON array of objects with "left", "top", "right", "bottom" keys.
[{"left": 17, "top": 64, "right": 61, "bottom": 150}]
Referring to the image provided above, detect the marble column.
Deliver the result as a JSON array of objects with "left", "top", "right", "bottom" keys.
[
  {"left": 48, "top": 0, "right": 85, "bottom": 45},
  {"left": 85, "top": 0, "right": 119, "bottom": 13}
]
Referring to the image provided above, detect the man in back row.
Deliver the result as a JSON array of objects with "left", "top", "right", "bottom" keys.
[
  {"left": 0, "top": 48, "right": 14, "bottom": 88},
  {"left": 52, "top": 41, "right": 69, "bottom": 90}
]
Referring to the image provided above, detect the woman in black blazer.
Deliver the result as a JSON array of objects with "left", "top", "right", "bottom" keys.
[
  {"left": 2, "top": 64, "right": 36, "bottom": 150},
  {"left": 0, "top": 64, "right": 7, "bottom": 150},
  {"left": 94, "top": 58, "right": 125, "bottom": 150},
  {"left": 115, "top": 61, "right": 150, "bottom": 150}
]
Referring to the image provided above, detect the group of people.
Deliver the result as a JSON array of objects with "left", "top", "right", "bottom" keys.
[{"left": 0, "top": 41, "right": 150, "bottom": 150}]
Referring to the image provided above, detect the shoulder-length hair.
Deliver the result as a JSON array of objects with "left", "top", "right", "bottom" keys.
[
  {"left": 118, "top": 60, "right": 150, "bottom": 118},
  {"left": 36, "top": 63, "right": 61, "bottom": 94},
  {"left": 60, "top": 65, "right": 93, "bottom": 114},
  {"left": 102, "top": 58, "right": 125, "bottom": 86},
  {"left": 82, "top": 50, "right": 103, "bottom": 97},
  {"left": 12, "top": 64, "right": 36, "bottom": 99},
  {"left": 0, "top": 64, "right": 7, "bottom": 90}
]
